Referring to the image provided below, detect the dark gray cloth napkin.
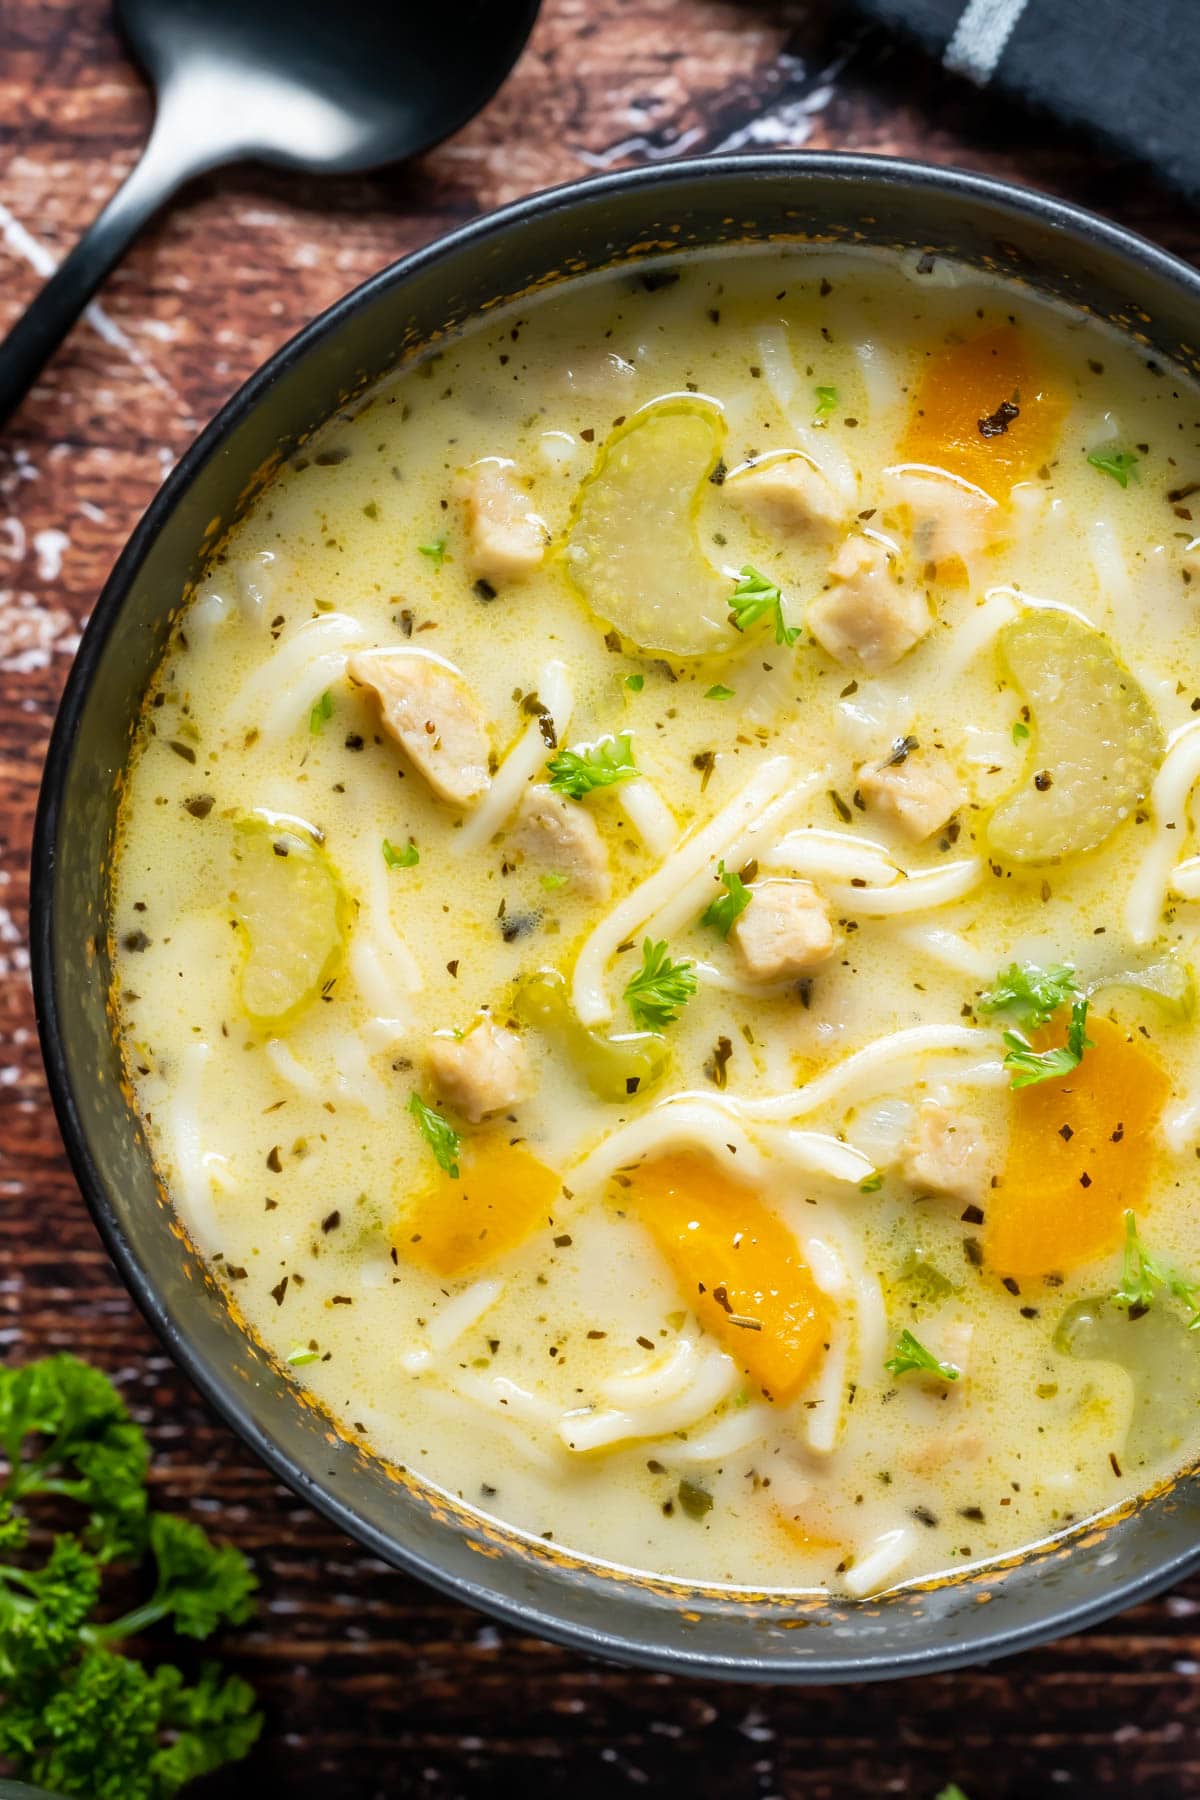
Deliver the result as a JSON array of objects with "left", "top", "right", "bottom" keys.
[{"left": 854, "top": 0, "right": 1200, "bottom": 200}]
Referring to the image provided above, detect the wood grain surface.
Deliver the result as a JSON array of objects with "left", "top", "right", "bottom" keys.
[{"left": 3, "top": 2, "right": 1200, "bottom": 1794}]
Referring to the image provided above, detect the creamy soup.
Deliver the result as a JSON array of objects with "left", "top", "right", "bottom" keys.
[{"left": 111, "top": 247, "right": 1200, "bottom": 1596}]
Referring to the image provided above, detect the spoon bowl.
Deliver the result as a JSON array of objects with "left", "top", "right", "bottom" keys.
[{"left": 0, "top": 0, "right": 541, "bottom": 422}]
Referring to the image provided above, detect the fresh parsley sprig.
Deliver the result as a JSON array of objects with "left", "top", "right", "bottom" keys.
[
  {"left": 408, "top": 1092, "right": 461, "bottom": 1178},
  {"left": 623, "top": 938, "right": 697, "bottom": 1030},
  {"left": 978, "top": 961, "right": 1080, "bottom": 1030},
  {"left": 1112, "top": 1209, "right": 1200, "bottom": 1328},
  {"left": 978, "top": 961, "right": 1092, "bottom": 1088},
  {"left": 883, "top": 1329, "right": 960, "bottom": 1383},
  {"left": 699, "top": 861, "right": 752, "bottom": 939},
  {"left": 0, "top": 1355, "right": 260, "bottom": 1799},
  {"left": 546, "top": 733, "right": 638, "bottom": 800},
  {"left": 1000, "top": 997, "right": 1092, "bottom": 1090},
  {"left": 727, "top": 566, "right": 799, "bottom": 647}
]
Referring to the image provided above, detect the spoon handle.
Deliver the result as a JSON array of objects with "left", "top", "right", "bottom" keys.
[{"left": 0, "top": 118, "right": 201, "bottom": 427}]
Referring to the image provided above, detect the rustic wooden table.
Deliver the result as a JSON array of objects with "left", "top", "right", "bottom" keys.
[{"left": 3, "top": 2, "right": 1199, "bottom": 1794}]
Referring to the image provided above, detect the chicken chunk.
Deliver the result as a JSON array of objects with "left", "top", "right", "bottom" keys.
[
  {"left": 902, "top": 1427, "right": 983, "bottom": 1474},
  {"left": 347, "top": 649, "right": 490, "bottom": 808},
  {"left": 882, "top": 467, "right": 997, "bottom": 566},
  {"left": 729, "top": 454, "right": 847, "bottom": 536},
  {"left": 900, "top": 1100, "right": 991, "bottom": 1205},
  {"left": 807, "top": 537, "right": 930, "bottom": 673},
  {"left": 856, "top": 745, "right": 963, "bottom": 844},
  {"left": 427, "top": 1020, "right": 532, "bottom": 1123},
  {"left": 457, "top": 459, "right": 548, "bottom": 583},
  {"left": 509, "top": 784, "right": 611, "bottom": 901},
  {"left": 731, "top": 878, "right": 840, "bottom": 982}
]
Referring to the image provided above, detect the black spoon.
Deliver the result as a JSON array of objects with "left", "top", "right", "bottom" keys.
[{"left": 0, "top": 0, "right": 541, "bottom": 425}]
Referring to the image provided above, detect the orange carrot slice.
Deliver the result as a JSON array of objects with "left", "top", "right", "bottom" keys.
[
  {"left": 986, "top": 1015, "right": 1169, "bottom": 1278},
  {"left": 626, "top": 1151, "right": 827, "bottom": 1402},
  {"left": 899, "top": 325, "right": 1064, "bottom": 497},
  {"left": 775, "top": 1511, "right": 841, "bottom": 1556},
  {"left": 397, "top": 1140, "right": 559, "bottom": 1278}
]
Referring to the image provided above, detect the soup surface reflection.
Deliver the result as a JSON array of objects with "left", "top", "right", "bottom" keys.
[{"left": 112, "top": 249, "right": 1200, "bottom": 1594}]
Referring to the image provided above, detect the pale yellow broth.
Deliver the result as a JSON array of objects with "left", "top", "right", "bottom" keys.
[{"left": 111, "top": 247, "right": 1200, "bottom": 1595}]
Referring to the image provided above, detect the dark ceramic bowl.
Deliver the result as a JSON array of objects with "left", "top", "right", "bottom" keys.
[{"left": 31, "top": 153, "right": 1200, "bottom": 1681}]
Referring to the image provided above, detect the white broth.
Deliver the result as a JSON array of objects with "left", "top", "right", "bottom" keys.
[{"left": 111, "top": 248, "right": 1200, "bottom": 1595}]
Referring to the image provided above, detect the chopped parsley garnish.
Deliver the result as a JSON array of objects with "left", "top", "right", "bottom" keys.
[
  {"left": 286, "top": 1347, "right": 320, "bottom": 1366},
  {"left": 408, "top": 1092, "right": 460, "bottom": 1177},
  {"left": 813, "top": 383, "right": 839, "bottom": 422},
  {"left": 936, "top": 1788, "right": 972, "bottom": 1800},
  {"left": 999, "top": 997, "right": 1092, "bottom": 1089},
  {"left": 308, "top": 689, "right": 333, "bottom": 734},
  {"left": 699, "top": 860, "right": 752, "bottom": 938},
  {"left": 418, "top": 536, "right": 447, "bottom": 564},
  {"left": 1112, "top": 1209, "right": 1200, "bottom": 1327},
  {"left": 0, "top": 1354, "right": 260, "bottom": 1796},
  {"left": 540, "top": 871, "right": 569, "bottom": 890},
  {"left": 382, "top": 837, "right": 419, "bottom": 869},
  {"left": 623, "top": 938, "right": 697, "bottom": 1029},
  {"left": 979, "top": 960, "right": 1091, "bottom": 1086},
  {"left": 1087, "top": 446, "right": 1140, "bottom": 487},
  {"left": 859, "top": 1172, "right": 883, "bottom": 1193},
  {"left": 705, "top": 684, "right": 735, "bottom": 700},
  {"left": 884, "top": 1329, "right": 960, "bottom": 1382},
  {"left": 979, "top": 961, "right": 1081, "bottom": 1031},
  {"left": 727, "top": 565, "right": 799, "bottom": 647},
  {"left": 1012, "top": 720, "right": 1030, "bottom": 743},
  {"left": 546, "top": 733, "right": 638, "bottom": 799},
  {"left": 625, "top": 673, "right": 645, "bottom": 691}
]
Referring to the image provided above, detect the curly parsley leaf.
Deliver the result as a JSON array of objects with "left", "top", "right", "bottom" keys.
[
  {"left": 418, "top": 536, "right": 447, "bottom": 565},
  {"left": 727, "top": 566, "right": 799, "bottom": 647},
  {"left": 1112, "top": 1209, "right": 1200, "bottom": 1327},
  {"left": 0, "top": 1648, "right": 260, "bottom": 1800},
  {"left": 1087, "top": 446, "right": 1140, "bottom": 487},
  {"left": 883, "top": 1329, "right": 960, "bottom": 1383},
  {"left": 699, "top": 861, "right": 752, "bottom": 939},
  {"left": 0, "top": 1354, "right": 261, "bottom": 1798},
  {"left": 408, "top": 1091, "right": 461, "bottom": 1177},
  {"left": 546, "top": 733, "right": 638, "bottom": 799},
  {"left": 1001, "top": 996, "right": 1092, "bottom": 1090},
  {"left": 623, "top": 938, "right": 697, "bottom": 1030},
  {"left": 978, "top": 961, "right": 1080, "bottom": 1031},
  {"left": 90, "top": 1514, "right": 259, "bottom": 1644},
  {"left": 0, "top": 1354, "right": 150, "bottom": 1558}
]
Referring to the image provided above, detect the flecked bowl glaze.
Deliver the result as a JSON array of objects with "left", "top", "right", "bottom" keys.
[{"left": 32, "top": 154, "right": 1200, "bottom": 1681}]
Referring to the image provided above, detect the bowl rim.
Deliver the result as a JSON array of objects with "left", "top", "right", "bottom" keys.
[{"left": 30, "top": 149, "right": 1200, "bottom": 1683}]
